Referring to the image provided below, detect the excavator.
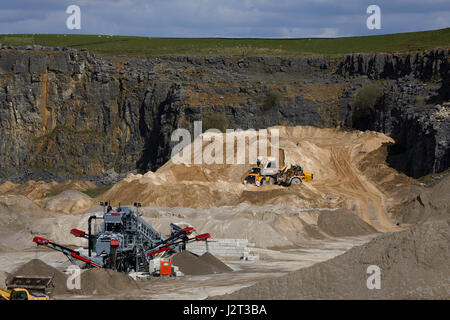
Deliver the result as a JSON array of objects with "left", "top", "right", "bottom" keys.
[{"left": 243, "top": 157, "right": 313, "bottom": 187}]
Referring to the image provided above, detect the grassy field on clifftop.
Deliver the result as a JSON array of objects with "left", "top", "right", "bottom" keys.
[{"left": 0, "top": 28, "right": 449, "bottom": 57}]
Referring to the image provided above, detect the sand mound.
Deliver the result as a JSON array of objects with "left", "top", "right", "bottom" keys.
[
  {"left": 392, "top": 174, "right": 450, "bottom": 224},
  {"left": 0, "top": 211, "right": 91, "bottom": 249},
  {"left": 172, "top": 251, "right": 215, "bottom": 275},
  {"left": 71, "top": 268, "right": 140, "bottom": 296},
  {"left": 0, "top": 195, "right": 47, "bottom": 248},
  {"left": 12, "top": 204, "right": 336, "bottom": 250},
  {"left": 11, "top": 260, "right": 140, "bottom": 297},
  {"left": 43, "top": 190, "right": 94, "bottom": 215},
  {"left": 171, "top": 251, "right": 231, "bottom": 275},
  {"left": 211, "top": 218, "right": 450, "bottom": 299},
  {"left": 317, "top": 209, "right": 378, "bottom": 237},
  {"left": 12, "top": 259, "right": 69, "bottom": 295},
  {"left": 26, "top": 212, "right": 96, "bottom": 248},
  {"left": 0, "top": 180, "right": 95, "bottom": 202},
  {"left": 198, "top": 252, "right": 233, "bottom": 273},
  {"left": 5, "top": 203, "right": 376, "bottom": 251},
  {"left": 0, "top": 180, "right": 95, "bottom": 221},
  {"left": 101, "top": 126, "right": 405, "bottom": 232},
  {"left": 136, "top": 205, "right": 331, "bottom": 248},
  {"left": 0, "top": 192, "right": 94, "bottom": 249},
  {"left": 0, "top": 195, "right": 45, "bottom": 224}
]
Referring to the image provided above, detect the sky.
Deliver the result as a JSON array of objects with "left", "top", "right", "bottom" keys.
[{"left": 0, "top": 0, "right": 449, "bottom": 38}]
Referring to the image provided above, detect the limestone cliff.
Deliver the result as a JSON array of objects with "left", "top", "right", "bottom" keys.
[{"left": 0, "top": 45, "right": 448, "bottom": 182}]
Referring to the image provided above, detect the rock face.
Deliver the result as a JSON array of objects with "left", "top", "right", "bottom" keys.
[
  {"left": 337, "top": 50, "right": 449, "bottom": 81},
  {"left": 0, "top": 46, "right": 448, "bottom": 181}
]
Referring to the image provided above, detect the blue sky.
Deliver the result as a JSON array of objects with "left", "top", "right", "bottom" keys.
[{"left": 0, "top": 0, "right": 449, "bottom": 38}]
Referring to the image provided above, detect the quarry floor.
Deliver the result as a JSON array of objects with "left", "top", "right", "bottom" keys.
[
  {"left": 0, "top": 234, "right": 376, "bottom": 300},
  {"left": 0, "top": 126, "right": 430, "bottom": 300}
]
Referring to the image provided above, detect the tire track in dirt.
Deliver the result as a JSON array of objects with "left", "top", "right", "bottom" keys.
[{"left": 321, "top": 147, "right": 399, "bottom": 231}]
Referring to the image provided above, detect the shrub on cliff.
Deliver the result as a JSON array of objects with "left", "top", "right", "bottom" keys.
[
  {"left": 352, "top": 83, "right": 383, "bottom": 128},
  {"left": 263, "top": 93, "right": 281, "bottom": 111},
  {"left": 354, "top": 84, "right": 383, "bottom": 113},
  {"left": 202, "top": 112, "right": 230, "bottom": 132}
]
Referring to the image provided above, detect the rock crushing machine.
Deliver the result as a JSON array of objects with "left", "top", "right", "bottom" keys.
[{"left": 33, "top": 202, "right": 210, "bottom": 272}]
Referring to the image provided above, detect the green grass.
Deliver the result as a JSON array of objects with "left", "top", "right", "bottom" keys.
[
  {"left": 81, "top": 185, "right": 113, "bottom": 198},
  {"left": 0, "top": 28, "right": 449, "bottom": 57}
]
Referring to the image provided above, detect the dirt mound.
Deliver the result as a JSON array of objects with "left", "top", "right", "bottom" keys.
[
  {"left": 392, "top": 174, "right": 450, "bottom": 224},
  {"left": 211, "top": 218, "right": 450, "bottom": 299},
  {"left": 0, "top": 195, "right": 46, "bottom": 223},
  {"left": 172, "top": 251, "right": 215, "bottom": 275},
  {"left": 171, "top": 251, "right": 231, "bottom": 275},
  {"left": 138, "top": 204, "right": 334, "bottom": 248},
  {"left": 317, "top": 209, "right": 378, "bottom": 237},
  {"left": 0, "top": 196, "right": 48, "bottom": 249},
  {"left": 0, "top": 180, "right": 95, "bottom": 219},
  {"left": 101, "top": 126, "right": 405, "bottom": 232},
  {"left": 1, "top": 211, "right": 93, "bottom": 249},
  {"left": 0, "top": 180, "right": 95, "bottom": 202},
  {"left": 15, "top": 204, "right": 338, "bottom": 251},
  {"left": 43, "top": 190, "right": 94, "bottom": 215},
  {"left": 72, "top": 268, "right": 140, "bottom": 296},
  {"left": 11, "top": 260, "right": 141, "bottom": 297},
  {"left": 198, "top": 252, "right": 233, "bottom": 273},
  {"left": 12, "top": 259, "right": 69, "bottom": 295}
]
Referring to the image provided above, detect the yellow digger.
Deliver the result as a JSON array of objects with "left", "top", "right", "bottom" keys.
[
  {"left": 243, "top": 157, "right": 313, "bottom": 187},
  {"left": 0, "top": 276, "right": 52, "bottom": 300},
  {"left": 277, "top": 165, "right": 313, "bottom": 185},
  {"left": 243, "top": 166, "right": 268, "bottom": 186}
]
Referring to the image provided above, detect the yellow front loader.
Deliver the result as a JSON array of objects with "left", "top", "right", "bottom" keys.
[
  {"left": 0, "top": 287, "right": 50, "bottom": 300},
  {"left": 243, "top": 158, "right": 313, "bottom": 187},
  {"left": 0, "top": 276, "right": 52, "bottom": 300}
]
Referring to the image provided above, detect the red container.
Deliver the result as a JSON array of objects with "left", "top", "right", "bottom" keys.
[{"left": 160, "top": 260, "right": 172, "bottom": 275}]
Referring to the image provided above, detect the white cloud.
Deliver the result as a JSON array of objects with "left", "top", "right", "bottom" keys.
[
  {"left": 281, "top": 27, "right": 304, "bottom": 38},
  {"left": 316, "top": 27, "right": 338, "bottom": 38},
  {"left": 0, "top": 0, "right": 448, "bottom": 37}
]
